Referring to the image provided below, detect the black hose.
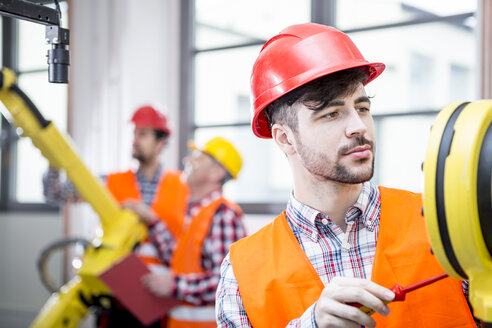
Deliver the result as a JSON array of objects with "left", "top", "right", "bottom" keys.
[
  {"left": 37, "top": 237, "right": 91, "bottom": 293},
  {"left": 53, "top": 0, "right": 62, "bottom": 23},
  {"left": 9, "top": 84, "right": 50, "bottom": 128}
]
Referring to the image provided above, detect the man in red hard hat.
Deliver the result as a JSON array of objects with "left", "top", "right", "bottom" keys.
[
  {"left": 215, "top": 23, "right": 475, "bottom": 328},
  {"left": 43, "top": 105, "right": 189, "bottom": 327},
  {"left": 105, "top": 105, "right": 188, "bottom": 273}
]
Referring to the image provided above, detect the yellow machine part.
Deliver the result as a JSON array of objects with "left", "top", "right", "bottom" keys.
[
  {"left": 30, "top": 278, "right": 89, "bottom": 327},
  {"left": 0, "top": 67, "right": 148, "bottom": 327},
  {"left": 423, "top": 100, "right": 492, "bottom": 322}
]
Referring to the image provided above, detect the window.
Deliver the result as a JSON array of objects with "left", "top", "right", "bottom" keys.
[
  {"left": 450, "top": 63, "right": 472, "bottom": 102},
  {"left": 183, "top": 0, "right": 477, "bottom": 213},
  {"left": 180, "top": 0, "right": 311, "bottom": 212},
  {"left": 336, "top": 0, "right": 476, "bottom": 30},
  {"left": 344, "top": 3, "right": 476, "bottom": 192},
  {"left": 0, "top": 3, "right": 68, "bottom": 210}
]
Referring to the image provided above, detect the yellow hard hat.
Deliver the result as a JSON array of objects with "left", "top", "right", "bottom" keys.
[{"left": 188, "top": 137, "right": 242, "bottom": 179}]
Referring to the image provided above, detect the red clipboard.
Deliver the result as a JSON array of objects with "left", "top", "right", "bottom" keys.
[{"left": 99, "top": 253, "right": 180, "bottom": 325}]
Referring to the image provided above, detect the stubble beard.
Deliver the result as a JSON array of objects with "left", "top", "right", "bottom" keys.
[
  {"left": 132, "top": 149, "right": 151, "bottom": 165},
  {"left": 296, "top": 135, "right": 375, "bottom": 184}
]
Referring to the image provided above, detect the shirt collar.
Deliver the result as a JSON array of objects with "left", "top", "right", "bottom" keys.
[
  {"left": 288, "top": 192, "right": 320, "bottom": 226},
  {"left": 347, "top": 181, "right": 380, "bottom": 231},
  {"left": 136, "top": 164, "right": 162, "bottom": 183},
  {"left": 286, "top": 194, "right": 320, "bottom": 242},
  {"left": 286, "top": 181, "right": 380, "bottom": 236},
  {"left": 188, "top": 190, "right": 223, "bottom": 216}
]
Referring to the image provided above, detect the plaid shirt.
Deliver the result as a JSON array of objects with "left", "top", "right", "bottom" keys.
[
  {"left": 216, "top": 183, "right": 472, "bottom": 327},
  {"left": 148, "top": 190, "right": 246, "bottom": 306},
  {"left": 216, "top": 181, "right": 380, "bottom": 327},
  {"left": 45, "top": 168, "right": 247, "bottom": 305}
]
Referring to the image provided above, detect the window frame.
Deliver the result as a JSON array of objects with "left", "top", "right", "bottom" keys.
[
  {"left": 0, "top": 17, "right": 60, "bottom": 212},
  {"left": 180, "top": 0, "right": 476, "bottom": 214}
]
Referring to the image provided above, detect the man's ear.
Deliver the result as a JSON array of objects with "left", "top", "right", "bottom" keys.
[
  {"left": 271, "top": 123, "right": 297, "bottom": 156},
  {"left": 210, "top": 164, "right": 227, "bottom": 184},
  {"left": 157, "top": 138, "right": 167, "bottom": 152}
]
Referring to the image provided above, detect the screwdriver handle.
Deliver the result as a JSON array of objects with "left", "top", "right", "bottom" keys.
[
  {"left": 348, "top": 273, "right": 448, "bottom": 316},
  {"left": 348, "top": 300, "right": 390, "bottom": 316},
  {"left": 347, "top": 284, "right": 405, "bottom": 315}
]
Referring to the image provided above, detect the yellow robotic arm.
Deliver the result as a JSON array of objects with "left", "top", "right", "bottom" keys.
[
  {"left": 0, "top": 67, "right": 147, "bottom": 327},
  {"left": 423, "top": 100, "right": 492, "bottom": 323}
]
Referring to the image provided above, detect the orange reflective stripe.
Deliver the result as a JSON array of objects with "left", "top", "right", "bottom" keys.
[
  {"left": 171, "top": 197, "right": 242, "bottom": 274},
  {"left": 230, "top": 187, "right": 475, "bottom": 328},
  {"left": 152, "top": 171, "right": 189, "bottom": 237}
]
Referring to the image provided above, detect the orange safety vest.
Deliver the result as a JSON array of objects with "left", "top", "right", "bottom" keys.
[
  {"left": 106, "top": 169, "right": 189, "bottom": 269},
  {"left": 167, "top": 197, "right": 243, "bottom": 328},
  {"left": 230, "top": 187, "right": 475, "bottom": 328}
]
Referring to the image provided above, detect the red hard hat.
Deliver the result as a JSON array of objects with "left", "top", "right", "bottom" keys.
[
  {"left": 131, "top": 105, "right": 171, "bottom": 136},
  {"left": 250, "top": 23, "right": 386, "bottom": 138}
]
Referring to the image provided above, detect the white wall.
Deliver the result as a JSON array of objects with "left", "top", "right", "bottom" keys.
[
  {"left": 0, "top": 212, "right": 62, "bottom": 327},
  {"left": 69, "top": 0, "right": 181, "bottom": 174}
]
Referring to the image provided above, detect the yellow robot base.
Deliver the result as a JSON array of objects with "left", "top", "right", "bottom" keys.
[{"left": 424, "top": 100, "right": 492, "bottom": 322}]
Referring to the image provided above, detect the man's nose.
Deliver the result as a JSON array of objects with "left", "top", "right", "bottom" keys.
[
  {"left": 182, "top": 156, "right": 191, "bottom": 166},
  {"left": 345, "top": 110, "right": 368, "bottom": 137}
]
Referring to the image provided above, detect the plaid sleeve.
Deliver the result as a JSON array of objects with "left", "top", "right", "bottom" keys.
[
  {"left": 42, "top": 168, "right": 82, "bottom": 204},
  {"left": 287, "top": 303, "right": 318, "bottom": 328},
  {"left": 174, "top": 204, "right": 247, "bottom": 306},
  {"left": 216, "top": 253, "right": 252, "bottom": 327},
  {"left": 147, "top": 220, "right": 176, "bottom": 266}
]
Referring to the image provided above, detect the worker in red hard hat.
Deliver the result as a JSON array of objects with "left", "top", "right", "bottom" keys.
[
  {"left": 107, "top": 105, "right": 188, "bottom": 274},
  {"left": 216, "top": 23, "right": 476, "bottom": 328},
  {"left": 129, "top": 105, "right": 172, "bottom": 168},
  {"left": 43, "top": 105, "right": 189, "bottom": 327}
]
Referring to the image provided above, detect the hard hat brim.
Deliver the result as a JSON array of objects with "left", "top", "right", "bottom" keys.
[
  {"left": 187, "top": 140, "right": 198, "bottom": 151},
  {"left": 251, "top": 62, "right": 385, "bottom": 139}
]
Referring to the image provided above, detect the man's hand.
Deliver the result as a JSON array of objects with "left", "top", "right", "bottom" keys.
[
  {"left": 314, "top": 277, "right": 395, "bottom": 328},
  {"left": 121, "top": 199, "right": 158, "bottom": 225},
  {"left": 141, "top": 271, "right": 175, "bottom": 297}
]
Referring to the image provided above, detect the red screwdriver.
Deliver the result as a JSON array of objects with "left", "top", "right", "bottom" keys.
[{"left": 349, "top": 272, "right": 449, "bottom": 316}]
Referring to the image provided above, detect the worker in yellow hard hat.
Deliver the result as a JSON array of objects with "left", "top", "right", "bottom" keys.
[
  {"left": 187, "top": 136, "right": 243, "bottom": 180},
  {"left": 139, "top": 136, "right": 247, "bottom": 328}
]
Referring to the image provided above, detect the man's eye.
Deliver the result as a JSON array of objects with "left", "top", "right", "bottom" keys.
[
  {"left": 357, "top": 107, "right": 370, "bottom": 113},
  {"left": 324, "top": 111, "right": 338, "bottom": 118}
]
